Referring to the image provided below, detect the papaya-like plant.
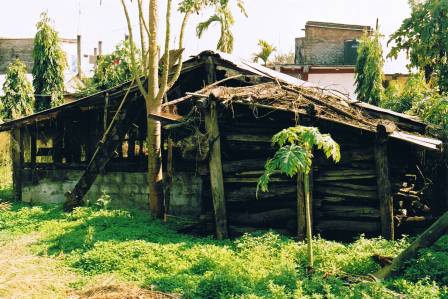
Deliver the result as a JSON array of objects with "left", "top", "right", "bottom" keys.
[{"left": 257, "top": 126, "right": 340, "bottom": 270}]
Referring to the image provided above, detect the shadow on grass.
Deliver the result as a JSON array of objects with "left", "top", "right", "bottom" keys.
[{"left": 38, "top": 206, "right": 222, "bottom": 256}]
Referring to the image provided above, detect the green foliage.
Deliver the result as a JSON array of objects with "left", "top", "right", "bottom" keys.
[
  {"left": 195, "top": 0, "right": 246, "bottom": 53},
  {"left": 93, "top": 40, "right": 136, "bottom": 90},
  {"left": 76, "top": 40, "right": 138, "bottom": 97},
  {"left": 257, "top": 126, "right": 340, "bottom": 193},
  {"left": 32, "top": 11, "right": 66, "bottom": 111},
  {"left": 381, "top": 73, "right": 429, "bottom": 113},
  {"left": 252, "top": 40, "right": 277, "bottom": 66},
  {"left": 389, "top": 0, "right": 448, "bottom": 93},
  {"left": 0, "top": 59, "right": 34, "bottom": 120},
  {"left": 355, "top": 31, "right": 384, "bottom": 105},
  {"left": 0, "top": 203, "right": 447, "bottom": 298},
  {"left": 411, "top": 92, "right": 448, "bottom": 130}
]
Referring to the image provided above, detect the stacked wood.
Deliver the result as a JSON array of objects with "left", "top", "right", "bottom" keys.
[{"left": 393, "top": 173, "right": 432, "bottom": 229}]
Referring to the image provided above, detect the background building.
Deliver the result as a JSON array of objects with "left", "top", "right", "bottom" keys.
[{"left": 277, "top": 21, "right": 372, "bottom": 99}]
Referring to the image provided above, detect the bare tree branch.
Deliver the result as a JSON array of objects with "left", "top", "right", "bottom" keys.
[
  {"left": 137, "top": 0, "right": 148, "bottom": 70},
  {"left": 166, "top": 12, "right": 190, "bottom": 91},
  {"left": 120, "top": 0, "right": 148, "bottom": 99},
  {"left": 156, "top": 0, "right": 173, "bottom": 103}
]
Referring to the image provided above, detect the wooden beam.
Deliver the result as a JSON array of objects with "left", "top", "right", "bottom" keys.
[
  {"left": 30, "top": 123, "right": 37, "bottom": 168},
  {"left": 375, "top": 124, "right": 394, "bottom": 240},
  {"left": 205, "top": 97, "right": 228, "bottom": 240},
  {"left": 11, "top": 128, "right": 22, "bottom": 201},
  {"left": 374, "top": 211, "right": 448, "bottom": 279},
  {"left": 103, "top": 93, "right": 109, "bottom": 132},
  {"left": 64, "top": 92, "right": 142, "bottom": 211}
]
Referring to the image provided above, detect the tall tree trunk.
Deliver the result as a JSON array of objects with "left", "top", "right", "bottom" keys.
[{"left": 147, "top": 0, "right": 164, "bottom": 217}]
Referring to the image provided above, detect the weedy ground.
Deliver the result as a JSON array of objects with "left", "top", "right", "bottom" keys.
[
  {"left": 0, "top": 134, "right": 447, "bottom": 298},
  {"left": 0, "top": 199, "right": 447, "bottom": 299}
]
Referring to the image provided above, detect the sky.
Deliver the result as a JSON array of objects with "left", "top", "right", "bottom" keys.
[{"left": 0, "top": 0, "right": 411, "bottom": 74}]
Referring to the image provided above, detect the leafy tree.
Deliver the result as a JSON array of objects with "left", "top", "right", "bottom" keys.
[
  {"left": 77, "top": 40, "right": 139, "bottom": 97},
  {"left": 381, "top": 72, "right": 429, "bottom": 113},
  {"left": 257, "top": 126, "right": 340, "bottom": 270},
  {"left": 32, "top": 12, "right": 67, "bottom": 111},
  {"left": 93, "top": 40, "right": 137, "bottom": 90},
  {"left": 355, "top": 31, "right": 384, "bottom": 105},
  {"left": 120, "top": 0, "right": 241, "bottom": 219},
  {"left": 411, "top": 93, "right": 448, "bottom": 130},
  {"left": 196, "top": 5, "right": 234, "bottom": 53},
  {"left": 389, "top": 0, "right": 448, "bottom": 94},
  {"left": 0, "top": 59, "right": 34, "bottom": 120},
  {"left": 252, "top": 40, "right": 277, "bottom": 66}
]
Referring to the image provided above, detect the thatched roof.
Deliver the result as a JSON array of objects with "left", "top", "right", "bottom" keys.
[
  {"left": 180, "top": 81, "right": 442, "bottom": 151},
  {"left": 207, "top": 82, "right": 378, "bottom": 132}
]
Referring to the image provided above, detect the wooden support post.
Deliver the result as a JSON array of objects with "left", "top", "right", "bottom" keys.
[
  {"left": 11, "top": 128, "right": 23, "bottom": 201},
  {"left": 296, "top": 173, "right": 306, "bottom": 240},
  {"left": 205, "top": 97, "right": 228, "bottom": 240},
  {"left": 128, "top": 125, "right": 137, "bottom": 159},
  {"left": 164, "top": 137, "right": 174, "bottom": 222},
  {"left": 103, "top": 93, "right": 109, "bottom": 132},
  {"left": 444, "top": 141, "right": 448, "bottom": 211},
  {"left": 375, "top": 124, "right": 394, "bottom": 240},
  {"left": 30, "top": 123, "right": 37, "bottom": 168},
  {"left": 53, "top": 118, "right": 63, "bottom": 164}
]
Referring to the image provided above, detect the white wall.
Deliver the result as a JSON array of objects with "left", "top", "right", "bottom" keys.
[{"left": 307, "top": 73, "right": 357, "bottom": 99}]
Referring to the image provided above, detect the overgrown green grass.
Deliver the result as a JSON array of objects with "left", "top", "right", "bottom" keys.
[{"left": 1, "top": 200, "right": 447, "bottom": 298}]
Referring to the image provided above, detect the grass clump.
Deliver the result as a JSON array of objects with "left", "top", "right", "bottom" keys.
[{"left": 0, "top": 202, "right": 447, "bottom": 298}]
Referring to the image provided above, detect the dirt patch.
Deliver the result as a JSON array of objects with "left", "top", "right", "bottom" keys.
[{"left": 0, "top": 234, "right": 78, "bottom": 298}]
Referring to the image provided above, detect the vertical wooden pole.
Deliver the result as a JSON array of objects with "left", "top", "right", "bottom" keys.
[
  {"left": 30, "top": 124, "right": 37, "bottom": 167},
  {"left": 375, "top": 125, "right": 394, "bottom": 240},
  {"left": 205, "top": 97, "right": 228, "bottom": 240},
  {"left": 296, "top": 173, "right": 306, "bottom": 240},
  {"left": 76, "top": 35, "right": 82, "bottom": 79},
  {"left": 53, "top": 118, "right": 63, "bottom": 164},
  {"left": 11, "top": 128, "right": 23, "bottom": 201},
  {"left": 444, "top": 141, "right": 448, "bottom": 211},
  {"left": 164, "top": 137, "right": 174, "bottom": 222},
  {"left": 103, "top": 93, "right": 109, "bottom": 132}
]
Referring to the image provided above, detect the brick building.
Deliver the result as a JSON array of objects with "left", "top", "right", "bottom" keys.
[{"left": 277, "top": 21, "right": 372, "bottom": 99}]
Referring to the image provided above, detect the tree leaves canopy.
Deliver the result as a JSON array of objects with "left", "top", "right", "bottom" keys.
[
  {"left": 94, "top": 40, "right": 138, "bottom": 90},
  {"left": 32, "top": 11, "right": 67, "bottom": 111},
  {"left": 389, "top": 0, "right": 448, "bottom": 93},
  {"left": 0, "top": 59, "right": 34, "bottom": 121},
  {"left": 355, "top": 31, "right": 384, "bottom": 105},
  {"left": 195, "top": 1, "right": 246, "bottom": 53}
]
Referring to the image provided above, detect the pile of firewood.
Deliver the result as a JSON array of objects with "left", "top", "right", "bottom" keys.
[{"left": 394, "top": 174, "right": 431, "bottom": 226}]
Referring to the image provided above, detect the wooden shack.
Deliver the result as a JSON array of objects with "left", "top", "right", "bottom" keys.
[{"left": 0, "top": 51, "right": 445, "bottom": 240}]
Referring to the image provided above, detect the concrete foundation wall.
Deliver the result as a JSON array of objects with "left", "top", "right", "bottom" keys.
[{"left": 21, "top": 169, "right": 203, "bottom": 217}]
